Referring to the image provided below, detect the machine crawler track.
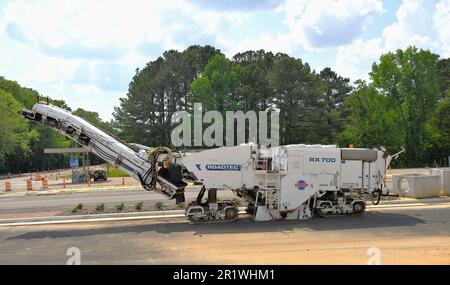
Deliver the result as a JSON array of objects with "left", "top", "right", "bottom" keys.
[{"left": 185, "top": 202, "right": 239, "bottom": 224}]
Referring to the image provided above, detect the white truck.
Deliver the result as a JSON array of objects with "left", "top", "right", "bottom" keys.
[{"left": 21, "top": 102, "right": 401, "bottom": 224}]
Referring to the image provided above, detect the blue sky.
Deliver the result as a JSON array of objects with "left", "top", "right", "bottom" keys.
[{"left": 0, "top": 0, "right": 449, "bottom": 120}]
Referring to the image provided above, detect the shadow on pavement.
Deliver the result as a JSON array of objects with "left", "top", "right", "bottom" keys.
[{"left": 6, "top": 211, "right": 425, "bottom": 241}]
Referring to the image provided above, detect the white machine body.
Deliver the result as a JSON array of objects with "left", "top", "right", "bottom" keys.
[
  {"left": 182, "top": 143, "right": 389, "bottom": 221},
  {"left": 21, "top": 103, "right": 395, "bottom": 223}
]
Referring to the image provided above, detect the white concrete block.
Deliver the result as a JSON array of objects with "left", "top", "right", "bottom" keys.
[
  {"left": 393, "top": 174, "right": 441, "bottom": 198},
  {"left": 429, "top": 168, "right": 450, "bottom": 196}
]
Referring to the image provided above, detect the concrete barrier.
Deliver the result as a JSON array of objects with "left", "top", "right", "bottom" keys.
[
  {"left": 393, "top": 174, "right": 441, "bottom": 198},
  {"left": 430, "top": 168, "right": 450, "bottom": 196}
]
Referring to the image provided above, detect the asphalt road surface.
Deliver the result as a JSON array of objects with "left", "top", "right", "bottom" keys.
[{"left": 0, "top": 202, "right": 449, "bottom": 264}]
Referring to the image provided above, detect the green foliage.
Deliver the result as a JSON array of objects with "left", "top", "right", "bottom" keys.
[
  {"left": 96, "top": 203, "right": 105, "bottom": 212},
  {"left": 112, "top": 45, "right": 449, "bottom": 166},
  {"left": 113, "top": 45, "right": 221, "bottom": 146},
  {"left": 107, "top": 165, "right": 129, "bottom": 177},
  {"left": 318, "top": 67, "right": 353, "bottom": 143},
  {"left": 0, "top": 90, "right": 38, "bottom": 169},
  {"left": 135, "top": 201, "right": 144, "bottom": 210},
  {"left": 339, "top": 81, "right": 404, "bottom": 152},
  {"left": 270, "top": 55, "right": 326, "bottom": 144},
  {"left": 191, "top": 54, "right": 240, "bottom": 113},
  {"left": 0, "top": 77, "right": 72, "bottom": 173},
  {"left": 426, "top": 93, "right": 450, "bottom": 164},
  {"left": 155, "top": 201, "right": 164, "bottom": 211},
  {"left": 370, "top": 46, "right": 440, "bottom": 165},
  {"left": 0, "top": 76, "right": 118, "bottom": 174},
  {"left": 437, "top": 58, "right": 450, "bottom": 99},
  {"left": 115, "top": 202, "right": 125, "bottom": 211},
  {"left": 1, "top": 45, "right": 449, "bottom": 172},
  {"left": 71, "top": 203, "right": 84, "bottom": 214},
  {"left": 0, "top": 76, "right": 40, "bottom": 109}
]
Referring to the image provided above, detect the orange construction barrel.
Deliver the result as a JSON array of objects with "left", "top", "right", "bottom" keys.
[
  {"left": 27, "top": 179, "right": 33, "bottom": 191},
  {"left": 5, "top": 180, "right": 11, "bottom": 192},
  {"left": 42, "top": 178, "right": 48, "bottom": 190}
]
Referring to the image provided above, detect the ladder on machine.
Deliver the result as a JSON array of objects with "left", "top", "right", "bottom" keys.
[{"left": 254, "top": 173, "right": 281, "bottom": 220}]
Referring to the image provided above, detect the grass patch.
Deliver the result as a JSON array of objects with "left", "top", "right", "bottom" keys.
[
  {"left": 107, "top": 166, "right": 129, "bottom": 177},
  {"left": 135, "top": 201, "right": 144, "bottom": 210},
  {"left": 96, "top": 203, "right": 105, "bottom": 212},
  {"left": 155, "top": 201, "right": 164, "bottom": 211},
  {"left": 115, "top": 202, "right": 125, "bottom": 211},
  {"left": 71, "top": 203, "right": 83, "bottom": 214}
]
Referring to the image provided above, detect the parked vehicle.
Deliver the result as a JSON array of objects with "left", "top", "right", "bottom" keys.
[{"left": 91, "top": 169, "right": 108, "bottom": 181}]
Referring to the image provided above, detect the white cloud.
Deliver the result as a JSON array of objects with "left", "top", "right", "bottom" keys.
[
  {"left": 433, "top": 0, "right": 450, "bottom": 57},
  {"left": 382, "top": 0, "right": 439, "bottom": 52},
  {"left": 379, "top": 0, "right": 450, "bottom": 57},
  {"left": 282, "top": 0, "right": 384, "bottom": 50},
  {"left": 0, "top": 0, "right": 252, "bottom": 120},
  {"left": 217, "top": 0, "right": 385, "bottom": 60},
  {"left": 1, "top": 0, "right": 251, "bottom": 58},
  {"left": 333, "top": 38, "right": 384, "bottom": 81},
  {"left": 333, "top": 0, "right": 450, "bottom": 82},
  {"left": 1, "top": 0, "right": 449, "bottom": 120}
]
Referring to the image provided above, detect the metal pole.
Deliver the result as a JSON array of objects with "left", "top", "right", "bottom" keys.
[{"left": 82, "top": 153, "right": 85, "bottom": 171}]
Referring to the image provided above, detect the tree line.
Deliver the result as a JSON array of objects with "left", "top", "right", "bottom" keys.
[
  {"left": 0, "top": 45, "right": 449, "bottom": 174},
  {"left": 0, "top": 76, "right": 115, "bottom": 174},
  {"left": 114, "top": 45, "right": 450, "bottom": 166}
]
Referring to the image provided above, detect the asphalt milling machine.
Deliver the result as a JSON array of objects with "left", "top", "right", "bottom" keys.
[{"left": 21, "top": 102, "right": 403, "bottom": 224}]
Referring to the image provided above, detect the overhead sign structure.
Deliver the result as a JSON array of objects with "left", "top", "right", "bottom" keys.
[{"left": 44, "top": 147, "right": 89, "bottom": 154}]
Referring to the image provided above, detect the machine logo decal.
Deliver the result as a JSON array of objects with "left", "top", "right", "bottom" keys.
[
  {"left": 195, "top": 164, "right": 201, "bottom": 170},
  {"left": 309, "top": 157, "right": 336, "bottom": 163},
  {"left": 295, "top": 180, "right": 307, "bottom": 190},
  {"left": 205, "top": 164, "right": 241, "bottom": 171}
]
